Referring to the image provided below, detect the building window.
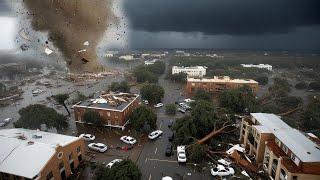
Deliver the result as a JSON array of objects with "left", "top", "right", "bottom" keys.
[
  {"left": 59, "top": 162, "right": 64, "bottom": 170},
  {"left": 107, "top": 112, "right": 111, "bottom": 117},
  {"left": 78, "top": 154, "right": 82, "bottom": 162},
  {"left": 292, "top": 176, "right": 298, "bottom": 180},
  {"left": 68, "top": 153, "right": 73, "bottom": 162},
  {"left": 46, "top": 171, "right": 53, "bottom": 180},
  {"left": 282, "top": 145, "right": 288, "bottom": 154},
  {"left": 76, "top": 146, "right": 81, "bottom": 154}
]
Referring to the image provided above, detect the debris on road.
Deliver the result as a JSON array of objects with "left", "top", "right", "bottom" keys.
[{"left": 44, "top": 47, "right": 53, "bottom": 55}]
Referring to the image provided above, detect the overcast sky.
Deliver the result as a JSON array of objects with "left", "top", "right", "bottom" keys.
[
  {"left": 123, "top": 0, "right": 320, "bottom": 50},
  {"left": 1, "top": 0, "right": 319, "bottom": 50}
]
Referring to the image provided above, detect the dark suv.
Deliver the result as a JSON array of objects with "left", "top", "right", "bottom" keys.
[{"left": 165, "top": 144, "right": 173, "bottom": 156}]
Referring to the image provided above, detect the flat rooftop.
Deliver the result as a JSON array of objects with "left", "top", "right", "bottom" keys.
[
  {"left": 250, "top": 113, "right": 320, "bottom": 162},
  {"left": 172, "top": 66, "right": 207, "bottom": 70},
  {"left": 0, "top": 128, "right": 80, "bottom": 179},
  {"left": 187, "top": 76, "right": 258, "bottom": 84},
  {"left": 73, "top": 92, "right": 139, "bottom": 112}
]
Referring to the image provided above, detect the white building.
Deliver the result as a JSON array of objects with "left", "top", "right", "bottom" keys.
[
  {"left": 172, "top": 66, "right": 207, "bottom": 77},
  {"left": 241, "top": 64, "right": 273, "bottom": 71},
  {"left": 105, "top": 53, "right": 113, "bottom": 58},
  {"left": 119, "top": 55, "right": 134, "bottom": 61},
  {"left": 144, "top": 59, "right": 158, "bottom": 65}
]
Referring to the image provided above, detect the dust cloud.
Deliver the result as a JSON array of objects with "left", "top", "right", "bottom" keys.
[{"left": 23, "top": 0, "right": 118, "bottom": 72}]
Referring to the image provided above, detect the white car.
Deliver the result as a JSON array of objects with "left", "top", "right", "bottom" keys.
[
  {"left": 162, "top": 176, "right": 173, "bottom": 180},
  {"left": 79, "top": 134, "right": 96, "bottom": 141},
  {"left": 88, "top": 143, "right": 108, "bottom": 153},
  {"left": 148, "top": 130, "right": 163, "bottom": 140},
  {"left": 106, "top": 159, "right": 122, "bottom": 168},
  {"left": 177, "top": 146, "right": 187, "bottom": 163},
  {"left": 184, "top": 98, "right": 195, "bottom": 103},
  {"left": 143, "top": 100, "right": 149, "bottom": 105},
  {"left": 154, "top": 103, "right": 164, "bottom": 108},
  {"left": 0, "top": 118, "right": 12, "bottom": 127},
  {"left": 120, "top": 136, "right": 137, "bottom": 145},
  {"left": 210, "top": 164, "right": 235, "bottom": 176}
]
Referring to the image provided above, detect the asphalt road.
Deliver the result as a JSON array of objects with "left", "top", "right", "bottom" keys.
[{"left": 135, "top": 67, "right": 213, "bottom": 180}]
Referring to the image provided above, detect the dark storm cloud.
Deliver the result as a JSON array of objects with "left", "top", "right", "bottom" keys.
[{"left": 124, "top": 0, "right": 320, "bottom": 35}]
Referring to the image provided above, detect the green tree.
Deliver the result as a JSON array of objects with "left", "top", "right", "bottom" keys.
[
  {"left": 194, "top": 89, "right": 212, "bottom": 102},
  {"left": 95, "top": 160, "right": 141, "bottom": 180},
  {"left": 52, "top": 93, "right": 70, "bottom": 116},
  {"left": 14, "top": 104, "right": 68, "bottom": 130},
  {"left": 219, "top": 86, "right": 258, "bottom": 113},
  {"left": 146, "top": 61, "right": 166, "bottom": 75},
  {"left": 295, "top": 82, "right": 308, "bottom": 89},
  {"left": 188, "top": 144, "right": 206, "bottom": 164},
  {"left": 309, "top": 81, "right": 320, "bottom": 91},
  {"left": 0, "top": 82, "right": 6, "bottom": 97},
  {"left": 83, "top": 110, "right": 103, "bottom": 126},
  {"left": 71, "top": 91, "right": 87, "bottom": 104},
  {"left": 109, "top": 81, "right": 130, "bottom": 92},
  {"left": 140, "top": 83, "right": 165, "bottom": 104},
  {"left": 166, "top": 72, "right": 187, "bottom": 83},
  {"left": 130, "top": 106, "right": 157, "bottom": 132},
  {"left": 134, "top": 68, "right": 158, "bottom": 83},
  {"left": 173, "top": 116, "right": 197, "bottom": 145},
  {"left": 268, "top": 78, "right": 291, "bottom": 98},
  {"left": 254, "top": 76, "right": 269, "bottom": 86},
  {"left": 300, "top": 98, "right": 320, "bottom": 131},
  {"left": 165, "top": 104, "right": 177, "bottom": 115}
]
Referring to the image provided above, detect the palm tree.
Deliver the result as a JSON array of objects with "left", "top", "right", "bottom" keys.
[{"left": 52, "top": 93, "right": 70, "bottom": 116}]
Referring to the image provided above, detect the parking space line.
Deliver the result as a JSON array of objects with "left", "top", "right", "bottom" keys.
[
  {"left": 148, "top": 158, "right": 177, "bottom": 163},
  {"left": 159, "top": 122, "right": 162, "bottom": 129},
  {"left": 148, "top": 174, "right": 151, "bottom": 180},
  {"left": 154, "top": 147, "right": 157, "bottom": 154},
  {"left": 145, "top": 158, "right": 148, "bottom": 163}
]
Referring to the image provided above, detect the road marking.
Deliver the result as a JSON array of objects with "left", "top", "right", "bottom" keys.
[
  {"left": 154, "top": 147, "right": 157, "bottom": 154},
  {"left": 145, "top": 158, "right": 148, "bottom": 163},
  {"left": 148, "top": 158, "right": 177, "bottom": 163},
  {"left": 148, "top": 174, "right": 151, "bottom": 180},
  {"left": 159, "top": 122, "right": 162, "bottom": 129}
]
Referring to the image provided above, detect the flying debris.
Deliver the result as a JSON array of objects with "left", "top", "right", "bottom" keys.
[
  {"left": 44, "top": 47, "right": 53, "bottom": 55},
  {"left": 83, "top": 41, "right": 90, "bottom": 46}
]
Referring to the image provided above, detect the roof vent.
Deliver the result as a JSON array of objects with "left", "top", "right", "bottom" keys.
[
  {"left": 28, "top": 141, "right": 34, "bottom": 145},
  {"left": 33, "top": 134, "right": 42, "bottom": 139}
]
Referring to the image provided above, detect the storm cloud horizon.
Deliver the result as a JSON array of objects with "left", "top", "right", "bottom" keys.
[{"left": 124, "top": 0, "right": 320, "bottom": 35}]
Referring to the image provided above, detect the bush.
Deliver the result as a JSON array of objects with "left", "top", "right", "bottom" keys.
[
  {"left": 14, "top": 104, "right": 68, "bottom": 130},
  {"left": 83, "top": 110, "right": 103, "bottom": 126},
  {"left": 140, "top": 83, "right": 165, "bottom": 104},
  {"left": 165, "top": 104, "right": 177, "bottom": 115}
]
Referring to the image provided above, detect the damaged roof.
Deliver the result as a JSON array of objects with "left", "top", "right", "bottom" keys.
[{"left": 73, "top": 92, "right": 139, "bottom": 112}]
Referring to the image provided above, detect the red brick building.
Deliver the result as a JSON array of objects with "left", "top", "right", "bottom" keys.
[
  {"left": 186, "top": 76, "right": 259, "bottom": 96},
  {"left": 73, "top": 93, "right": 140, "bottom": 130}
]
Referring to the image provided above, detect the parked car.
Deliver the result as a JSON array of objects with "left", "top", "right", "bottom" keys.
[
  {"left": 106, "top": 159, "right": 122, "bottom": 168},
  {"left": 168, "top": 132, "right": 174, "bottom": 141},
  {"left": 162, "top": 176, "right": 173, "bottom": 180},
  {"left": 177, "top": 146, "right": 187, "bottom": 163},
  {"left": 165, "top": 144, "right": 173, "bottom": 156},
  {"left": 177, "top": 108, "right": 186, "bottom": 113},
  {"left": 154, "top": 103, "right": 164, "bottom": 108},
  {"left": 79, "top": 134, "right": 96, "bottom": 141},
  {"left": 142, "top": 100, "right": 149, "bottom": 105},
  {"left": 120, "top": 136, "right": 137, "bottom": 145},
  {"left": 148, "top": 130, "right": 163, "bottom": 140},
  {"left": 167, "top": 120, "right": 174, "bottom": 128},
  {"left": 0, "top": 118, "right": 12, "bottom": 127},
  {"left": 184, "top": 98, "right": 195, "bottom": 103},
  {"left": 210, "top": 164, "right": 235, "bottom": 176},
  {"left": 88, "top": 143, "right": 108, "bottom": 153}
]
